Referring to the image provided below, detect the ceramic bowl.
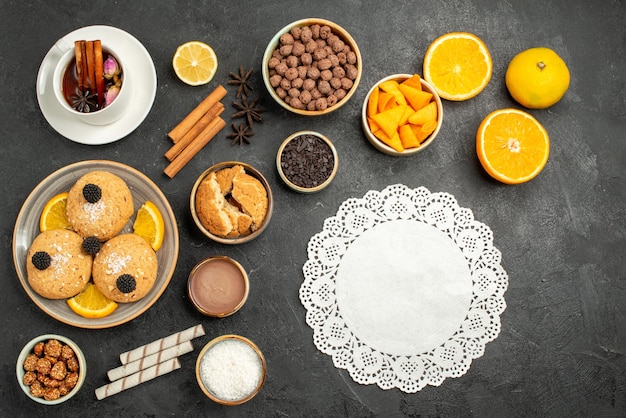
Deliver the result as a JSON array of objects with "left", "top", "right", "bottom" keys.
[
  {"left": 12, "top": 160, "right": 179, "bottom": 328},
  {"left": 187, "top": 256, "right": 249, "bottom": 317},
  {"left": 190, "top": 162, "right": 273, "bottom": 244},
  {"left": 262, "top": 18, "right": 362, "bottom": 116},
  {"left": 361, "top": 74, "right": 443, "bottom": 156},
  {"left": 195, "top": 335, "right": 266, "bottom": 405},
  {"left": 16, "top": 334, "right": 86, "bottom": 405},
  {"left": 276, "top": 130, "right": 338, "bottom": 193}
]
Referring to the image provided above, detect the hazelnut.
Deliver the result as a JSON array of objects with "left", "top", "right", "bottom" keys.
[
  {"left": 285, "top": 67, "right": 299, "bottom": 81},
  {"left": 269, "top": 74, "right": 282, "bottom": 88},
  {"left": 268, "top": 57, "right": 281, "bottom": 69},
  {"left": 275, "top": 62, "right": 288, "bottom": 76},
  {"left": 280, "top": 33, "right": 294, "bottom": 45},
  {"left": 301, "top": 53, "right": 313, "bottom": 66},
  {"left": 286, "top": 55, "right": 299, "bottom": 68},
  {"left": 313, "top": 48, "right": 327, "bottom": 61},
  {"left": 345, "top": 64, "right": 358, "bottom": 80},
  {"left": 317, "top": 80, "right": 331, "bottom": 95},
  {"left": 315, "top": 97, "right": 328, "bottom": 110},
  {"left": 290, "top": 27, "right": 302, "bottom": 40},
  {"left": 300, "top": 90, "right": 312, "bottom": 104},
  {"left": 292, "top": 41, "right": 305, "bottom": 56},
  {"left": 302, "top": 78, "right": 316, "bottom": 91},
  {"left": 332, "top": 39, "right": 345, "bottom": 53},
  {"left": 300, "top": 27, "right": 312, "bottom": 42},
  {"left": 319, "top": 25, "right": 332, "bottom": 39},
  {"left": 310, "top": 24, "right": 321, "bottom": 39},
  {"left": 332, "top": 66, "right": 345, "bottom": 79},
  {"left": 346, "top": 51, "right": 357, "bottom": 65},
  {"left": 320, "top": 69, "right": 333, "bottom": 81},
  {"left": 318, "top": 58, "right": 332, "bottom": 71},
  {"left": 297, "top": 66, "right": 308, "bottom": 79},
  {"left": 305, "top": 40, "right": 317, "bottom": 53},
  {"left": 276, "top": 87, "right": 287, "bottom": 99},
  {"left": 291, "top": 77, "right": 304, "bottom": 89},
  {"left": 307, "top": 67, "right": 321, "bottom": 80},
  {"left": 280, "top": 78, "right": 292, "bottom": 90}
]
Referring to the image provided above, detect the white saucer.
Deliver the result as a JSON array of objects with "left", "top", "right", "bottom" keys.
[{"left": 36, "top": 25, "right": 157, "bottom": 145}]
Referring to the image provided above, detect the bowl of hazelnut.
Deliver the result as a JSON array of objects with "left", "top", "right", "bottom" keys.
[
  {"left": 262, "top": 18, "right": 362, "bottom": 116},
  {"left": 16, "top": 334, "right": 86, "bottom": 405},
  {"left": 361, "top": 73, "right": 443, "bottom": 156}
]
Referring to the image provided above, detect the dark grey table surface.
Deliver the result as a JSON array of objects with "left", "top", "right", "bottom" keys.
[{"left": 1, "top": 1, "right": 624, "bottom": 417}]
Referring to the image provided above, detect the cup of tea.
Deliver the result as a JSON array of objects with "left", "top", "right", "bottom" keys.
[{"left": 49, "top": 38, "right": 132, "bottom": 125}]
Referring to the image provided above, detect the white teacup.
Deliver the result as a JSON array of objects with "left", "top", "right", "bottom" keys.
[{"left": 47, "top": 39, "right": 132, "bottom": 126}]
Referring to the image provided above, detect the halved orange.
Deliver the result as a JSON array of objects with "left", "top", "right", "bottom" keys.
[
  {"left": 67, "top": 283, "right": 118, "bottom": 319},
  {"left": 39, "top": 192, "right": 72, "bottom": 232},
  {"left": 476, "top": 108, "right": 550, "bottom": 184},
  {"left": 423, "top": 32, "right": 492, "bottom": 101},
  {"left": 133, "top": 201, "right": 165, "bottom": 251},
  {"left": 172, "top": 41, "right": 218, "bottom": 86}
]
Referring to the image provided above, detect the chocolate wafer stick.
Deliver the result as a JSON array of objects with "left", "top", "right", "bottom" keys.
[
  {"left": 108, "top": 341, "right": 194, "bottom": 382},
  {"left": 95, "top": 358, "right": 181, "bottom": 400},
  {"left": 119, "top": 324, "right": 205, "bottom": 365}
]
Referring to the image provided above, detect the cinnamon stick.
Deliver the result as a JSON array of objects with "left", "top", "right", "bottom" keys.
[
  {"left": 164, "top": 116, "right": 226, "bottom": 178},
  {"left": 86, "top": 41, "right": 96, "bottom": 93},
  {"left": 74, "top": 40, "right": 86, "bottom": 91},
  {"left": 94, "top": 40, "right": 104, "bottom": 109},
  {"left": 80, "top": 41, "right": 89, "bottom": 91},
  {"left": 167, "top": 85, "right": 227, "bottom": 143},
  {"left": 164, "top": 101, "right": 224, "bottom": 162}
]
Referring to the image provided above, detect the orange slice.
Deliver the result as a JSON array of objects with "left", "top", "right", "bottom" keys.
[
  {"left": 133, "top": 201, "right": 165, "bottom": 251},
  {"left": 172, "top": 41, "right": 218, "bottom": 86},
  {"left": 476, "top": 108, "right": 550, "bottom": 184},
  {"left": 39, "top": 192, "right": 72, "bottom": 232},
  {"left": 423, "top": 32, "right": 492, "bottom": 101},
  {"left": 67, "top": 283, "right": 118, "bottom": 319}
]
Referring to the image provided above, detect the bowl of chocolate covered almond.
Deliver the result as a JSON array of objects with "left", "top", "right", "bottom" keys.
[
  {"left": 17, "top": 334, "right": 86, "bottom": 405},
  {"left": 262, "top": 18, "right": 362, "bottom": 116},
  {"left": 277, "top": 131, "right": 338, "bottom": 193}
]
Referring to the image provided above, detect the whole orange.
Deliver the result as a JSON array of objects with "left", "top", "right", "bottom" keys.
[{"left": 505, "top": 47, "right": 570, "bottom": 109}]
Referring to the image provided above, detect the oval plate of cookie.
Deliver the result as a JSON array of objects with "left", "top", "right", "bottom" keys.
[{"left": 12, "top": 160, "right": 179, "bottom": 329}]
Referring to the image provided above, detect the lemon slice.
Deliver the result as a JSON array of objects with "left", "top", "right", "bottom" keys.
[
  {"left": 133, "top": 201, "right": 165, "bottom": 251},
  {"left": 39, "top": 192, "right": 72, "bottom": 232},
  {"left": 172, "top": 41, "right": 218, "bottom": 86},
  {"left": 67, "top": 283, "right": 118, "bottom": 319}
]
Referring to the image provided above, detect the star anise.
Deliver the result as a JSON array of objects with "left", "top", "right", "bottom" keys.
[
  {"left": 227, "top": 122, "right": 255, "bottom": 145},
  {"left": 69, "top": 87, "right": 98, "bottom": 113},
  {"left": 227, "top": 65, "right": 254, "bottom": 98},
  {"left": 232, "top": 96, "right": 264, "bottom": 127}
]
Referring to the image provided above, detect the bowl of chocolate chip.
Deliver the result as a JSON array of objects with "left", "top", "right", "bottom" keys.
[
  {"left": 262, "top": 18, "right": 362, "bottom": 116},
  {"left": 17, "top": 334, "right": 86, "bottom": 405},
  {"left": 277, "top": 131, "right": 338, "bottom": 193},
  {"left": 190, "top": 162, "right": 273, "bottom": 244}
]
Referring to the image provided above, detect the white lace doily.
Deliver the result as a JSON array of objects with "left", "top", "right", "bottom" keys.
[{"left": 299, "top": 185, "right": 508, "bottom": 392}]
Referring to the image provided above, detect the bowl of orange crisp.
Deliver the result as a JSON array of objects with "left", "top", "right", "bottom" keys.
[{"left": 361, "top": 73, "right": 443, "bottom": 156}]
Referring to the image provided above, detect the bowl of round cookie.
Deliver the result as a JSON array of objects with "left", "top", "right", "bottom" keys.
[
  {"left": 17, "top": 334, "right": 86, "bottom": 405},
  {"left": 190, "top": 162, "right": 273, "bottom": 245},
  {"left": 12, "top": 160, "right": 179, "bottom": 329},
  {"left": 262, "top": 18, "right": 362, "bottom": 116}
]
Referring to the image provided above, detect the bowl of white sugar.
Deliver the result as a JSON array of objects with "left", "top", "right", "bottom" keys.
[{"left": 195, "top": 334, "right": 266, "bottom": 405}]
